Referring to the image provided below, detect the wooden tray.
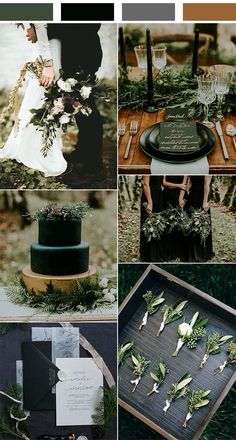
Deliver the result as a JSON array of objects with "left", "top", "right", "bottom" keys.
[{"left": 119, "top": 265, "right": 236, "bottom": 440}]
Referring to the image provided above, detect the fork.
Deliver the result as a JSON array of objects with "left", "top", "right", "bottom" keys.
[
  {"left": 123, "top": 120, "right": 138, "bottom": 159},
  {"left": 118, "top": 123, "right": 126, "bottom": 144}
]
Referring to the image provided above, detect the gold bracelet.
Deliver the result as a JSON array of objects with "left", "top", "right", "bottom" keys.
[{"left": 43, "top": 59, "right": 53, "bottom": 67}]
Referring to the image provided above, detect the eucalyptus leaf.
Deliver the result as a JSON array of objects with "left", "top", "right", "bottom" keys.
[
  {"left": 177, "top": 377, "right": 193, "bottom": 390},
  {"left": 219, "top": 335, "right": 233, "bottom": 343},
  {"left": 175, "top": 300, "right": 188, "bottom": 313},
  {"left": 131, "top": 355, "right": 139, "bottom": 366},
  {"left": 190, "top": 312, "right": 199, "bottom": 327},
  {"left": 194, "top": 399, "right": 210, "bottom": 408},
  {"left": 159, "top": 363, "right": 165, "bottom": 376},
  {"left": 193, "top": 318, "right": 208, "bottom": 329},
  {"left": 150, "top": 372, "right": 159, "bottom": 381}
]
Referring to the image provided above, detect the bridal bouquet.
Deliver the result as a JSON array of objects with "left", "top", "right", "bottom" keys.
[
  {"left": 142, "top": 204, "right": 168, "bottom": 242},
  {"left": 189, "top": 208, "right": 212, "bottom": 247},
  {"left": 163, "top": 206, "right": 192, "bottom": 237},
  {"left": 28, "top": 58, "right": 93, "bottom": 157}
]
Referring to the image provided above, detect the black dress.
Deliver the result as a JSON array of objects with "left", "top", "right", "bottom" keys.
[
  {"left": 140, "top": 176, "right": 165, "bottom": 262},
  {"left": 186, "top": 176, "right": 214, "bottom": 262},
  {"left": 163, "top": 176, "right": 188, "bottom": 261}
]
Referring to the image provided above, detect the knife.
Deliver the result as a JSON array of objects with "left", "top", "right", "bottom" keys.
[{"left": 215, "top": 121, "right": 229, "bottom": 160}]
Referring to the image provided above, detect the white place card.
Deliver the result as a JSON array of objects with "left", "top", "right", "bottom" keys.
[{"left": 56, "top": 358, "right": 103, "bottom": 426}]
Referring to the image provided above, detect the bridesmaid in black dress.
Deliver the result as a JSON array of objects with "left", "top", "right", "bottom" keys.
[
  {"left": 162, "top": 176, "right": 188, "bottom": 261},
  {"left": 140, "top": 176, "right": 165, "bottom": 261},
  {"left": 182, "top": 176, "right": 214, "bottom": 262}
]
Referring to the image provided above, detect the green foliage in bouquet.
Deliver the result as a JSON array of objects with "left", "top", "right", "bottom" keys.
[
  {"left": 119, "top": 68, "right": 236, "bottom": 118},
  {"left": 27, "top": 202, "right": 91, "bottom": 222},
  {"left": 163, "top": 206, "right": 192, "bottom": 237},
  {"left": 190, "top": 208, "right": 212, "bottom": 246},
  {"left": 141, "top": 212, "right": 168, "bottom": 242},
  {"left": 7, "top": 276, "right": 116, "bottom": 314},
  {"left": 92, "top": 386, "right": 117, "bottom": 440}
]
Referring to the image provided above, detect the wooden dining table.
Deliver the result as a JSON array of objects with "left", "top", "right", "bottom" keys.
[{"left": 118, "top": 108, "right": 236, "bottom": 174}]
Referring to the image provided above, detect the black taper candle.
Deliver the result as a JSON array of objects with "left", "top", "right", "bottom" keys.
[
  {"left": 143, "top": 28, "right": 157, "bottom": 112},
  {"left": 192, "top": 28, "right": 204, "bottom": 77},
  {"left": 119, "top": 27, "right": 127, "bottom": 72}
]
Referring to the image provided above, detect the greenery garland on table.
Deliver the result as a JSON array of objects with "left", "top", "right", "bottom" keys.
[
  {"left": 119, "top": 68, "right": 236, "bottom": 118},
  {"left": 7, "top": 276, "right": 117, "bottom": 314}
]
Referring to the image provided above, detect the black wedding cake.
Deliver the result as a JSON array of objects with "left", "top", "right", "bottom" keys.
[{"left": 22, "top": 203, "right": 96, "bottom": 294}]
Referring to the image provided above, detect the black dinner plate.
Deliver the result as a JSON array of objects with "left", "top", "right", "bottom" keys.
[{"left": 140, "top": 122, "right": 216, "bottom": 163}]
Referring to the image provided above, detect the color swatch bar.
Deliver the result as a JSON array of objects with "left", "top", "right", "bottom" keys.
[
  {"left": 61, "top": 3, "right": 114, "bottom": 21},
  {"left": 122, "top": 3, "right": 175, "bottom": 21},
  {"left": 0, "top": 3, "right": 53, "bottom": 20},
  {"left": 183, "top": 4, "right": 236, "bottom": 21}
]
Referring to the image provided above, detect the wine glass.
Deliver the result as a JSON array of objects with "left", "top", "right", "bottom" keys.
[
  {"left": 210, "top": 65, "right": 234, "bottom": 121},
  {"left": 134, "top": 45, "right": 149, "bottom": 74},
  {"left": 197, "top": 76, "right": 216, "bottom": 128},
  {"left": 152, "top": 45, "right": 167, "bottom": 71}
]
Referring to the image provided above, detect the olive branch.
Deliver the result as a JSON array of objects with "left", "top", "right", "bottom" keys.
[
  {"left": 130, "top": 353, "right": 150, "bottom": 393},
  {"left": 139, "top": 291, "right": 165, "bottom": 330},
  {"left": 147, "top": 358, "right": 169, "bottom": 396},
  {"left": 200, "top": 333, "right": 233, "bottom": 368},
  {"left": 157, "top": 299, "right": 189, "bottom": 337},
  {"left": 163, "top": 372, "right": 192, "bottom": 413},
  {"left": 183, "top": 389, "right": 211, "bottom": 428}
]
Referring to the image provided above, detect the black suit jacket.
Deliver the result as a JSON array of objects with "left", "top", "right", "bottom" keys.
[{"left": 47, "top": 24, "right": 102, "bottom": 77}]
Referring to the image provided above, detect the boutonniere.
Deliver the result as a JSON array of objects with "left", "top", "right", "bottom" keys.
[
  {"left": 118, "top": 341, "right": 134, "bottom": 366},
  {"left": 130, "top": 353, "right": 150, "bottom": 393},
  {"left": 183, "top": 389, "right": 211, "bottom": 428},
  {"left": 214, "top": 340, "right": 236, "bottom": 374},
  {"left": 163, "top": 372, "right": 192, "bottom": 413},
  {"left": 172, "top": 312, "right": 208, "bottom": 357},
  {"left": 200, "top": 333, "right": 233, "bottom": 368},
  {"left": 157, "top": 300, "right": 189, "bottom": 337},
  {"left": 139, "top": 291, "right": 165, "bottom": 330},
  {"left": 147, "top": 358, "right": 169, "bottom": 396}
]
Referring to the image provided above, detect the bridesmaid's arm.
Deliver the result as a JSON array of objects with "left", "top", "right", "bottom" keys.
[
  {"left": 203, "top": 176, "right": 212, "bottom": 211},
  {"left": 34, "top": 24, "right": 55, "bottom": 88},
  {"left": 163, "top": 176, "right": 188, "bottom": 191},
  {"left": 143, "top": 176, "right": 153, "bottom": 214},
  {"left": 179, "top": 176, "right": 189, "bottom": 207}
]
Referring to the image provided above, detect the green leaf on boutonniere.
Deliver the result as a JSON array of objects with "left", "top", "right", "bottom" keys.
[
  {"left": 214, "top": 340, "right": 236, "bottom": 374},
  {"left": 183, "top": 389, "right": 211, "bottom": 428},
  {"left": 118, "top": 341, "right": 134, "bottom": 366},
  {"left": 130, "top": 353, "right": 150, "bottom": 393},
  {"left": 147, "top": 358, "right": 169, "bottom": 396},
  {"left": 157, "top": 299, "right": 189, "bottom": 336},
  {"left": 139, "top": 291, "right": 165, "bottom": 330},
  {"left": 200, "top": 333, "right": 233, "bottom": 368},
  {"left": 163, "top": 372, "right": 192, "bottom": 413},
  {"left": 172, "top": 311, "right": 208, "bottom": 357}
]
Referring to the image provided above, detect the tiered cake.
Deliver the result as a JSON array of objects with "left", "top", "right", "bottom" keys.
[{"left": 22, "top": 204, "right": 96, "bottom": 294}]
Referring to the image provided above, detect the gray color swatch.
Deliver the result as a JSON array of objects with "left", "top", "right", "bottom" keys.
[{"left": 122, "top": 3, "right": 175, "bottom": 21}]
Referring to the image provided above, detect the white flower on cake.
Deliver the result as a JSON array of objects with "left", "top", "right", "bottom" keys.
[
  {"left": 59, "top": 114, "right": 70, "bottom": 125},
  {"left": 80, "top": 85, "right": 92, "bottom": 99},
  {"left": 103, "top": 291, "right": 116, "bottom": 303},
  {"left": 99, "top": 277, "right": 109, "bottom": 288},
  {"left": 47, "top": 114, "right": 54, "bottom": 121},
  {"left": 110, "top": 287, "right": 117, "bottom": 297}
]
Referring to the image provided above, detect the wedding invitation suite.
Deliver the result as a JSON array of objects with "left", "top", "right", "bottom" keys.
[
  {"left": 56, "top": 358, "right": 104, "bottom": 426},
  {"left": 159, "top": 121, "right": 199, "bottom": 152}
]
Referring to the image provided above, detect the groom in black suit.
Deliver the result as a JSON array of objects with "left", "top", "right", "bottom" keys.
[{"left": 28, "top": 24, "right": 104, "bottom": 182}]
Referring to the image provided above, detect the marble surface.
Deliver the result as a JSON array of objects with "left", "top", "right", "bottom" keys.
[{"left": 0, "top": 287, "right": 117, "bottom": 322}]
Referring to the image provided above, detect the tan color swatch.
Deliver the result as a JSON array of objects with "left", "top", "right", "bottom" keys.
[{"left": 183, "top": 3, "right": 236, "bottom": 21}]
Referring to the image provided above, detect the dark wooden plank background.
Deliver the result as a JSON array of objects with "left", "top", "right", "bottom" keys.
[{"left": 119, "top": 269, "right": 236, "bottom": 440}]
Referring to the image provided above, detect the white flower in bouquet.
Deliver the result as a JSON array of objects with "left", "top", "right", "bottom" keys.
[
  {"left": 47, "top": 114, "right": 54, "bottom": 121},
  {"left": 67, "top": 78, "right": 77, "bottom": 86},
  {"left": 110, "top": 287, "right": 117, "bottom": 297},
  {"left": 80, "top": 85, "right": 92, "bottom": 99},
  {"left": 59, "top": 114, "right": 70, "bottom": 125},
  {"left": 57, "top": 78, "right": 73, "bottom": 92},
  {"left": 52, "top": 98, "right": 64, "bottom": 115},
  {"left": 99, "top": 277, "right": 109, "bottom": 288},
  {"left": 80, "top": 106, "right": 92, "bottom": 116}
]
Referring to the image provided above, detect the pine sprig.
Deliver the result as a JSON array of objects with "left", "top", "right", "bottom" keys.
[
  {"left": 157, "top": 299, "right": 189, "bottom": 336},
  {"left": 26, "top": 202, "right": 91, "bottom": 222},
  {"left": 139, "top": 291, "right": 165, "bottom": 330},
  {"left": 214, "top": 340, "right": 236, "bottom": 374},
  {"left": 183, "top": 389, "right": 211, "bottom": 428},
  {"left": 147, "top": 359, "right": 169, "bottom": 396},
  {"left": 92, "top": 386, "right": 117, "bottom": 440},
  {"left": 0, "top": 383, "right": 29, "bottom": 439},
  {"left": 173, "top": 312, "right": 208, "bottom": 357},
  {"left": 118, "top": 341, "right": 134, "bottom": 366},
  {"left": 200, "top": 333, "right": 233, "bottom": 368},
  {"left": 130, "top": 353, "right": 150, "bottom": 393},
  {"left": 163, "top": 372, "right": 192, "bottom": 413}
]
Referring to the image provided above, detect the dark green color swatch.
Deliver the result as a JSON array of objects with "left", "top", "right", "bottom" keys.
[{"left": 0, "top": 4, "right": 53, "bottom": 20}]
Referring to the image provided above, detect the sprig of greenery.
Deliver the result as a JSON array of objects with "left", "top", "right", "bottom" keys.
[
  {"left": 130, "top": 353, "right": 150, "bottom": 392},
  {"left": 118, "top": 341, "right": 134, "bottom": 366},
  {"left": 27, "top": 202, "right": 91, "bottom": 222},
  {"left": 139, "top": 291, "right": 165, "bottom": 330},
  {"left": 173, "top": 312, "right": 208, "bottom": 356},
  {"left": 163, "top": 372, "right": 192, "bottom": 413},
  {"left": 0, "top": 383, "right": 29, "bottom": 439},
  {"left": 147, "top": 359, "right": 169, "bottom": 396},
  {"left": 183, "top": 389, "right": 211, "bottom": 428},
  {"left": 214, "top": 340, "right": 236, "bottom": 374},
  {"left": 157, "top": 299, "right": 189, "bottom": 336},
  {"left": 200, "top": 333, "right": 233, "bottom": 368},
  {"left": 92, "top": 386, "right": 117, "bottom": 440}
]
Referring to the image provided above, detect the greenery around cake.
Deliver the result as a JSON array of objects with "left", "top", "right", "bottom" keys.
[
  {"left": 26, "top": 202, "right": 91, "bottom": 222},
  {"left": 7, "top": 275, "right": 117, "bottom": 314}
]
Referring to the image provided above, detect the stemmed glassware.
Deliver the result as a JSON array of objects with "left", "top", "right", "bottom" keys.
[
  {"left": 210, "top": 65, "right": 234, "bottom": 121},
  {"left": 197, "top": 76, "right": 216, "bottom": 128},
  {"left": 152, "top": 45, "right": 167, "bottom": 71},
  {"left": 134, "top": 45, "right": 149, "bottom": 74}
]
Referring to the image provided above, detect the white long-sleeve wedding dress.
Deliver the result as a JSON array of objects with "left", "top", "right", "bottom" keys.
[{"left": 0, "top": 24, "right": 67, "bottom": 177}]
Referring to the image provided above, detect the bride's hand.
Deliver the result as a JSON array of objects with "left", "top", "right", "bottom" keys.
[
  {"left": 203, "top": 201, "right": 209, "bottom": 212},
  {"left": 146, "top": 202, "right": 153, "bottom": 214},
  {"left": 26, "top": 25, "right": 37, "bottom": 43},
  {"left": 40, "top": 66, "right": 55, "bottom": 88}
]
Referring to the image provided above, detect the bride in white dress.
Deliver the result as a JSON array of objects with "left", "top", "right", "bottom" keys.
[{"left": 0, "top": 23, "right": 67, "bottom": 177}]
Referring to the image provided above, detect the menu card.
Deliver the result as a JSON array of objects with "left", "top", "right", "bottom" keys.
[{"left": 159, "top": 120, "right": 199, "bottom": 153}]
